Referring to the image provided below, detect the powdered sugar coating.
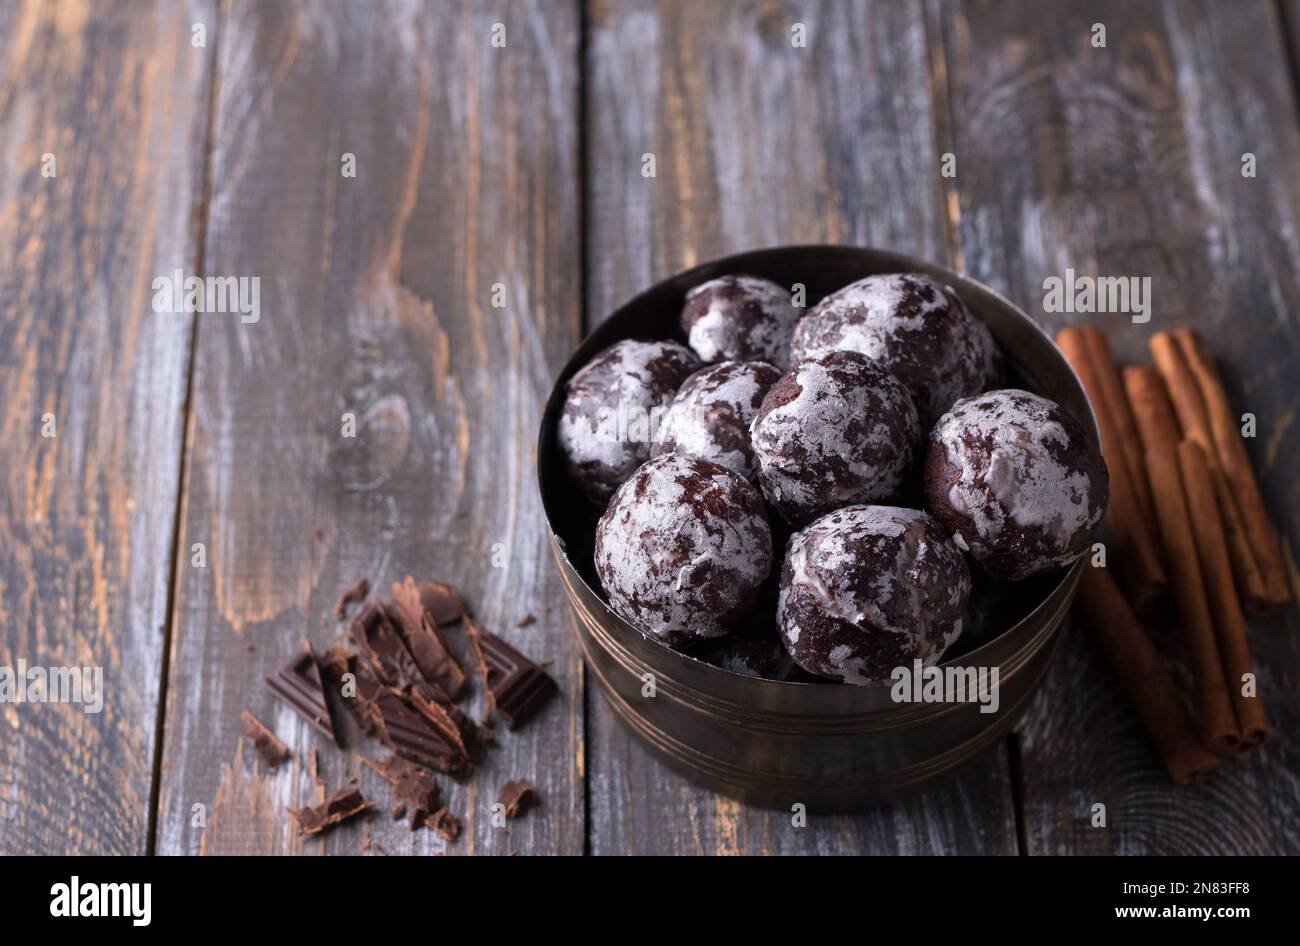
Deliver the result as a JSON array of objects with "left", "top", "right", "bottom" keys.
[
  {"left": 558, "top": 339, "right": 700, "bottom": 505},
  {"left": 681, "top": 274, "right": 800, "bottom": 369},
  {"left": 651, "top": 360, "right": 782, "bottom": 481},
  {"left": 594, "top": 454, "right": 773, "bottom": 648},
  {"left": 791, "top": 273, "right": 1002, "bottom": 425},
  {"left": 924, "top": 389, "right": 1108, "bottom": 580},
  {"left": 777, "top": 505, "right": 970, "bottom": 685},
  {"left": 750, "top": 350, "right": 921, "bottom": 526}
]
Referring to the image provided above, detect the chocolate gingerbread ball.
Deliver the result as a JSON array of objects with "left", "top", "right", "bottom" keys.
[
  {"left": 924, "top": 389, "right": 1108, "bottom": 580},
  {"left": 651, "top": 360, "right": 782, "bottom": 481},
  {"left": 750, "top": 350, "right": 921, "bottom": 526},
  {"left": 777, "top": 505, "right": 970, "bottom": 685},
  {"left": 595, "top": 453, "right": 773, "bottom": 648},
  {"left": 680, "top": 275, "right": 800, "bottom": 369},
  {"left": 558, "top": 339, "right": 700, "bottom": 505},
  {"left": 790, "top": 273, "right": 1002, "bottom": 425}
]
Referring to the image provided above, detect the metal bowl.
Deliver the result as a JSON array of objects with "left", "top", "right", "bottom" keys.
[{"left": 537, "top": 246, "right": 1097, "bottom": 811}]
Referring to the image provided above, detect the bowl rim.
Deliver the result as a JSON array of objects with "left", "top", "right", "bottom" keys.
[{"left": 536, "top": 243, "right": 1100, "bottom": 692}]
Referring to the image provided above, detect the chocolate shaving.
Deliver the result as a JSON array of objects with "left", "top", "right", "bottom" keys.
[
  {"left": 465, "top": 618, "right": 556, "bottom": 731},
  {"left": 407, "top": 680, "right": 481, "bottom": 760},
  {"left": 289, "top": 788, "right": 371, "bottom": 836},
  {"left": 516, "top": 613, "right": 536, "bottom": 628},
  {"left": 363, "top": 754, "right": 442, "bottom": 830},
  {"left": 332, "top": 577, "right": 370, "bottom": 621},
  {"left": 430, "top": 807, "right": 462, "bottom": 842},
  {"left": 498, "top": 779, "right": 536, "bottom": 819},
  {"left": 391, "top": 576, "right": 467, "bottom": 699},
  {"left": 392, "top": 803, "right": 406, "bottom": 821},
  {"left": 333, "top": 654, "right": 469, "bottom": 777},
  {"left": 265, "top": 642, "right": 339, "bottom": 744},
  {"left": 349, "top": 600, "right": 423, "bottom": 688},
  {"left": 240, "top": 710, "right": 291, "bottom": 768},
  {"left": 418, "top": 580, "right": 466, "bottom": 626}
]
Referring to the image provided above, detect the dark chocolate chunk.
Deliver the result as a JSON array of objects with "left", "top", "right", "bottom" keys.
[
  {"left": 240, "top": 709, "right": 291, "bottom": 768},
  {"left": 465, "top": 618, "right": 557, "bottom": 731},
  {"left": 265, "top": 642, "right": 338, "bottom": 744},
  {"left": 363, "top": 754, "right": 442, "bottom": 831},
  {"left": 349, "top": 600, "right": 423, "bottom": 688},
  {"left": 332, "top": 577, "right": 370, "bottom": 621},
  {"left": 497, "top": 779, "right": 536, "bottom": 819},
  {"left": 391, "top": 576, "right": 467, "bottom": 699},
  {"left": 289, "top": 788, "right": 371, "bottom": 836},
  {"left": 430, "top": 807, "right": 462, "bottom": 842},
  {"left": 391, "top": 803, "right": 407, "bottom": 821},
  {"left": 333, "top": 653, "right": 468, "bottom": 777},
  {"left": 516, "top": 613, "right": 536, "bottom": 628},
  {"left": 418, "top": 580, "right": 466, "bottom": 626}
]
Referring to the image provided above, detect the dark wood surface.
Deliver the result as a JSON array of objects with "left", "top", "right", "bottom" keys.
[{"left": 1, "top": 0, "right": 1296, "bottom": 855}]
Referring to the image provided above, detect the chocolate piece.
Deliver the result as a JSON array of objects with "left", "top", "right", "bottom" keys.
[
  {"left": 392, "top": 576, "right": 467, "bottom": 699},
  {"left": 265, "top": 642, "right": 338, "bottom": 744},
  {"left": 392, "top": 803, "right": 406, "bottom": 821},
  {"left": 240, "top": 710, "right": 291, "bottom": 768},
  {"left": 430, "top": 807, "right": 462, "bottom": 842},
  {"left": 332, "top": 577, "right": 370, "bottom": 620},
  {"left": 332, "top": 653, "right": 468, "bottom": 777},
  {"left": 516, "top": 613, "right": 536, "bottom": 628},
  {"left": 349, "top": 600, "right": 423, "bottom": 688},
  {"left": 465, "top": 618, "right": 557, "bottom": 731},
  {"left": 406, "top": 681, "right": 480, "bottom": 760},
  {"left": 363, "top": 754, "right": 442, "bottom": 830},
  {"left": 289, "top": 788, "right": 371, "bottom": 836},
  {"left": 418, "top": 580, "right": 467, "bottom": 626},
  {"left": 498, "top": 779, "right": 536, "bottom": 819}
]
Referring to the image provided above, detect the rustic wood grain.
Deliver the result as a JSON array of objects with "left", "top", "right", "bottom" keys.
[
  {"left": 583, "top": 0, "right": 1020, "bottom": 855},
  {"left": 154, "top": 0, "right": 584, "bottom": 855},
  {"left": 0, "top": 0, "right": 214, "bottom": 855},
  {"left": 931, "top": 0, "right": 1300, "bottom": 853}
]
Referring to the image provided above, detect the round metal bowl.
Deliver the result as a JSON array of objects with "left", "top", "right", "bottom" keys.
[{"left": 537, "top": 246, "right": 1098, "bottom": 811}]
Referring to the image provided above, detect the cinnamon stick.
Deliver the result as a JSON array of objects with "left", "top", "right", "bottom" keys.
[
  {"left": 1057, "top": 327, "right": 1165, "bottom": 618},
  {"left": 1171, "top": 329, "right": 1290, "bottom": 613},
  {"left": 1177, "top": 441, "right": 1271, "bottom": 749},
  {"left": 1075, "top": 566, "right": 1217, "bottom": 784},
  {"left": 1123, "top": 365, "right": 1181, "bottom": 451},
  {"left": 1144, "top": 442, "right": 1240, "bottom": 753},
  {"left": 1125, "top": 365, "right": 1268, "bottom": 611},
  {"left": 1079, "top": 327, "right": 1158, "bottom": 527},
  {"left": 1150, "top": 333, "right": 1282, "bottom": 615}
]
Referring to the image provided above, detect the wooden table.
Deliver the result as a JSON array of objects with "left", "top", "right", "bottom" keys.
[{"left": 2, "top": 0, "right": 1297, "bottom": 856}]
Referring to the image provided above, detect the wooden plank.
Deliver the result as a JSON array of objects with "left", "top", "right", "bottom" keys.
[
  {"left": 933, "top": 0, "right": 1300, "bottom": 853},
  {"left": 0, "top": 0, "right": 214, "bottom": 855},
  {"left": 584, "top": 0, "right": 1020, "bottom": 854},
  {"left": 154, "top": 0, "right": 583, "bottom": 855}
]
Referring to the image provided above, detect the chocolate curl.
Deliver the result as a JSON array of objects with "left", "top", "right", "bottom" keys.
[
  {"left": 1057, "top": 326, "right": 1166, "bottom": 618},
  {"left": 1177, "top": 441, "right": 1271, "bottom": 749},
  {"left": 1170, "top": 330, "right": 1290, "bottom": 613},
  {"left": 1075, "top": 566, "right": 1217, "bottom": 783}
]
